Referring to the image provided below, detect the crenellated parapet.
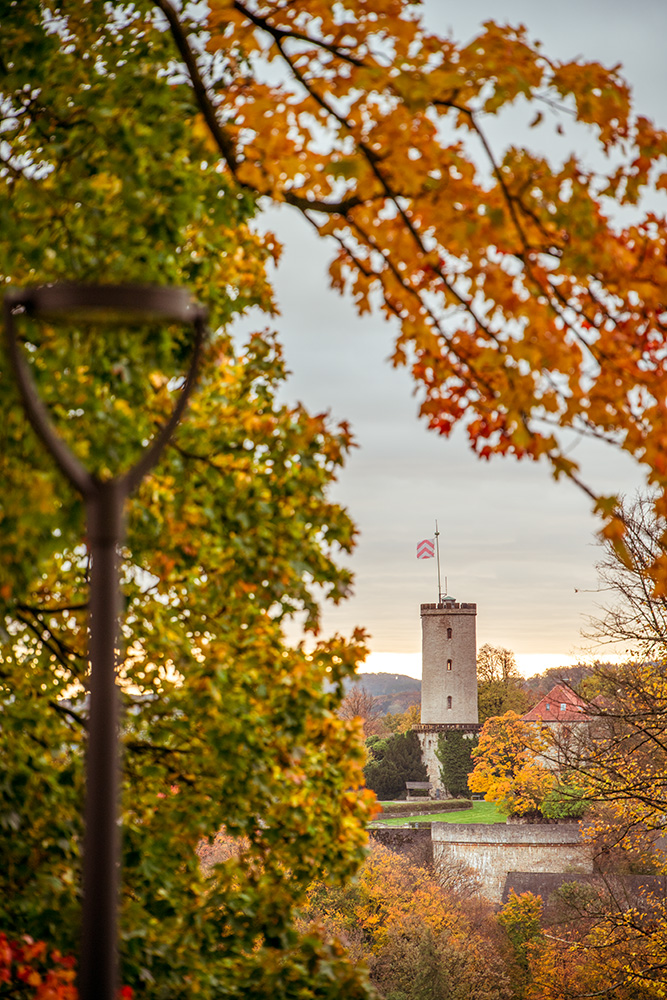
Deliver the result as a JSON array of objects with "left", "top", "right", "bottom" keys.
[
  {"left": 420, "top": 602, "right": 476, "bottom": 613},
  {"left": 414, "top": 722, "right": 481, "bottom": 733}
]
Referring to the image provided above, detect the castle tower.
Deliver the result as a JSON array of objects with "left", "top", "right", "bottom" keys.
[
  {"left": 416, "top": 598, "right": 480, "bottom": 795},
  {"left": 420, "top": 600, "right": 478, "bottom": 725}
]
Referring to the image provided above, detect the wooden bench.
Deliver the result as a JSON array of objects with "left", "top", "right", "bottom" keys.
[{"left": 405, "top": 781, "right": 432, "bottom": 801}]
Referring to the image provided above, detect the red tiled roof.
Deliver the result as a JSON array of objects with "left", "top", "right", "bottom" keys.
[{"left": 521, "top": 683, "right": 588, "bottom": 723}]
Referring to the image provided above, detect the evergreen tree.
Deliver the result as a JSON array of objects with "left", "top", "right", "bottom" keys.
[
  {"left": 435, "top": 732, "right": 478, "bottom": 799},
  {"left": 364, "top": 730, "right": 428, "bottom": 801}
]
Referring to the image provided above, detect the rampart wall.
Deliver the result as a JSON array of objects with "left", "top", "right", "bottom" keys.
[
  {"left": 369, "top": 826, "right": 433, "bottom": 867},
  {"left": 432, "top": 822, "right": 593, "bottom": 903},
  {"left": 415, "top": 728, "right": 480, "bottom": 796}
]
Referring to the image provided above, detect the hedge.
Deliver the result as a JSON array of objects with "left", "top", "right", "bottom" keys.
[{"left": 375, "top": 799, "right": 473, "bottom": 817}]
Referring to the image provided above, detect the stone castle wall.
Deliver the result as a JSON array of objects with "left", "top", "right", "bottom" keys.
[
  {"left": 432, "top": 822, "right": 593, "bottom": 903},
  {"left": 417, "top": 729, "right": 442, "bottom": 793},
  {"left": 369, "top": 826, "right": 433, "bottom": 867},
  {"left": 415, "top": 727, "right": 479, "bottom": 797}
]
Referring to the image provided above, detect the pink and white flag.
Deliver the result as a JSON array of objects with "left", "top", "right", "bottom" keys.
[{"left": 416, "top": 538, "right": 435, "bottom": 559}]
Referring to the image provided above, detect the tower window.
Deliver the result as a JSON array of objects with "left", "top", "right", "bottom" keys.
[
  {"left": 446, "top": 659, "right": 452, "bottom": 671},
  {"left": 447, "top": 627, "right": 452, "bottom": 639},
  {"left": 447, "top": 696, "right": 452, "bottom": 709}
]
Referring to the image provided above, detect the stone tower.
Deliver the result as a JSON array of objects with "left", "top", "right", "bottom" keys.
[
  {"left": 420, "top": 600, "right": 478, "bottom": 725},
  {"left": 415, "top": 598, "right": 480, "bottom": 794}
]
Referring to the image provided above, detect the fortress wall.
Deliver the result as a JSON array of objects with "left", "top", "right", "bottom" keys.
[
  {"left": 415, "top": 728, "right": 480, "bottom": 797},
  {"left": 416, "top": 729, "right": 442, "bottom": 793},
  {"left": 432, "top": 822, "right": 593, "bottom": 904},
  {"left": 369, "top": 827, "right": 433, "bottom": 867}
]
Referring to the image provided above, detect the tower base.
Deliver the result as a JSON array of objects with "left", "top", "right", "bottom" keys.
[{"left": 415, "top": 724, "right": 481, "bottom": 798}]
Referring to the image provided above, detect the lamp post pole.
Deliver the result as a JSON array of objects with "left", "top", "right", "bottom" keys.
[
  {"left": 4, "top": 285, "right": 207, "bottom": 1000},
  {"left": 80, "top": 481, "right": 124, "bottom": 998}
]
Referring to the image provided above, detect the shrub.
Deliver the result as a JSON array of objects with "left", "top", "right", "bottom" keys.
[
  {"left": 364, "top": 731, "right": 428, "bottom": 800},
  {"left": 435, "top": 732, "right": 478, "bottom": 798}
]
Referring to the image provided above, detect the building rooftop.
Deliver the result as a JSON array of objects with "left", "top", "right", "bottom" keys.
[{"left": 521, "top": 683, "right": 588, "bottom": 723}]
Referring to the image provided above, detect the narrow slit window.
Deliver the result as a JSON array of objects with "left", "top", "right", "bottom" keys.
[
  {"left": 447, "top": 696, "right": 452, "bottom": 709},
  {"left": 447, "top": 659, "right": 452, "bottom": 671},
  {"left": 447, "top": 627, "right": 452, "bottom": 639}
]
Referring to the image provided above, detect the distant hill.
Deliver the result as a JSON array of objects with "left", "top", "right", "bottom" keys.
[
  {"left": 352, "top": 672, "right": 422, "bottom": 696},
  {"left": 372, "top": 689, "right": 421, "bottom": 716},
  {"left": 343, "top": 672, "right": 421, "bottom": 717}
]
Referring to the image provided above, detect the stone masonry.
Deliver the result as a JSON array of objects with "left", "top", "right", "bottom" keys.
[
  {"left": 420, "top": 601, "right": 478, "bottom": 725},
  {"left": 432, "top": 822, "right": 594, "bottom": 904},
  {"left": 416, "top": 726, "right": 478, "bottom": 796},
  {"left": 415, "top": 600, "right": 480, "bottom": 795}
]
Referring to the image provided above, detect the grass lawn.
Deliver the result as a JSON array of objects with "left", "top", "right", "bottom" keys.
[{"left": 372, "top": 800, "right": 506, "bottom": 826}]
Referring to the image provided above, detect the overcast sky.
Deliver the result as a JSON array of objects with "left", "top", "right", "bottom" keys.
[{"left": 232, "top": 0, "right": 667, "bottom": 678}]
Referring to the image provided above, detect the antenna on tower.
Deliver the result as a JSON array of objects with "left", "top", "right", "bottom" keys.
[{"left": 435, "top": 520, "right": 443, "bottom": 603}]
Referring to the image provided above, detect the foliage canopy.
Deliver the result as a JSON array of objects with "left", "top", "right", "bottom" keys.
[
  {"left": 468, "top": 712, "right": 556, "bottom": 817},
  {"left": 151, "top": 0, "right": 667, "bottom": 585},
  {"left": 301, "top": 843, "right": 513, "bottom": 1000},
  {"left": 0, "top": 5, "right": 375, "bottom": 996}
]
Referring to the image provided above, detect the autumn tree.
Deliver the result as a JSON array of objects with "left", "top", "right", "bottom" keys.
[
  {"left": 469, "top": 712, "right": 556, "bottom": 817},
  {"left": 477, "top": 646, "right": 520, "bottom": 685},
  {"left": 476, "top": 644, "right": 531, "bottom": 724},
  {"left": 497, "top": 891, "right": 545, "bottom": 999},
  {"left": 512, "top": 880, "right": 667, "bottom": 1000},
  {"left": 300, "top": 843, "right": 513, "bottom": 1000},
  {"left": 497, "top": 880, "right": 667, "bottom": 1000},
  {"left": 516, "top": 634, "right": 667, "bottom": 996},
  {"left": 338, "top": 685, "right": 387, "bottom": 738},
  {"left": 0, "top": 7, "right": 375, "bottom": 996},
  {"left": 384, "top": 702, "right": 422, "bottom": 734},
  {"left": 470, "top": 709, "right": 589, "bottom": 820},
  {"left": 562, "top": 662, "right": 667, "bottom": 852},
  {"left": 498, "top": 884, "right": 667, "bottom": 1000},
  {"left": 0, "top": 934, "right": 79, "bottom": 1000},
  {"left": 138, "top": 0, "right": 667, "bottom": 589},
  {"left": 524, "top": 520, "right": 667, "bottom": 994},
  {"left": 583, "top": 493, "right": 667, "bottom": 658}
]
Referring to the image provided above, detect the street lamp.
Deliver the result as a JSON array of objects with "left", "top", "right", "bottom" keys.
[{"left": 4, "top": 285, "right": 207, "bottom": 1000}]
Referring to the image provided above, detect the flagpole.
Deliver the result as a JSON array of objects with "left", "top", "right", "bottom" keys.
[{"left": 435, "top": 520, "right": 443, "bottom": 603}]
